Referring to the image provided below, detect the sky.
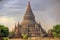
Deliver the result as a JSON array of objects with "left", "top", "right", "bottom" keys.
[{"left": 0, "top": 0, "right": 60, "bottom": 32}]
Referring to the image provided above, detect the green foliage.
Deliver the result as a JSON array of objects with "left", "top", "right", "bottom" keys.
[
  {"left": 0, "top": 24, "right": 9, "bottom": 37},
  {"left": 22, "top": 34, "right": 28, "bottom": 40},
  {"left": 3, "top": 37, "right": 9, "bottom": 40},
  {"left": 52, "top": 25, "right": 60, "bottom": 37}
]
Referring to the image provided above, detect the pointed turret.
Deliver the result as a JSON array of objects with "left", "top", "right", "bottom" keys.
[
  {"left": 15, "top": 24, "right": 17, "bottom": 30},
  {"left": 17, "top": 21, "right": 20, "bottom": 27}
]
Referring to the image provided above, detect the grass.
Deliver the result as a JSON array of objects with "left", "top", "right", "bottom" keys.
[{"left": 3, "top": 37, "right": 9, "bottom": 40}]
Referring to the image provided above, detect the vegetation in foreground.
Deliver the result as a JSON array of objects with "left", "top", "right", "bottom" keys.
[
  {"left": 0, "top": 24, "right": 9, "bottom": 37},
  {"left": 0, "top": 24, "right": 9, "bottom": 40},
  {"left": 48, "top": 25, "right": 60, "bottom": 38},
  {"left": 3, "top": 37, "right": 9, "bottom": 40}
]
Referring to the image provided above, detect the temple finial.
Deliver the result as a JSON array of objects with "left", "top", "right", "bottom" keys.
[{"left": 28, "top": 0, "right": 30, "bottom": 5}]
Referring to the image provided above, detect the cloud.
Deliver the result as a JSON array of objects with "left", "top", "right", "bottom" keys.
[{"left": 0, "top": 0, "right": 26, "bottom": 10}]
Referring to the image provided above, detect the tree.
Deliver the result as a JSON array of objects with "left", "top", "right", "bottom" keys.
[
  {"left": 0, "top": 24, "right": 9, "bottom": 37},
  {"left": 0, "top": 29, "right": 3, "bottom": 40},
  {"left": 52, "top": 25, "right": 60, "bottom": 37}
]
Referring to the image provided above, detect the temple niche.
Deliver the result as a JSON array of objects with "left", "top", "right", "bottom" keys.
[{"left": 13, "top": 1, "right": 47, "bottom": 38}]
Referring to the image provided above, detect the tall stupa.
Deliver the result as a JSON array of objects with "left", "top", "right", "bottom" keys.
[
  {"left": 13, "top": 1, "right": 47, "bottom": 38},
  {"left": 21, "top": 1, "right": 35, "bottom": 26}
]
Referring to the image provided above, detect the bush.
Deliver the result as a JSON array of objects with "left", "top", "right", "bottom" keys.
[
  {"left": 21, "top": 34, "right": 28, "bottom": 40},
  {"left": 0, "top": 24, "right": 9, "bottom": 37},
  {"left": 48, "top": 25, "right": 60, "bottom": 37},
  {"left": 3, "top": 37, "right": 9, "bottom": 40}
]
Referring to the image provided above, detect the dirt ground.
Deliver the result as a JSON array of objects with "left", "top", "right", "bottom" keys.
[{"left": 9, "top": 37, "right": 60, "bottom": 40}]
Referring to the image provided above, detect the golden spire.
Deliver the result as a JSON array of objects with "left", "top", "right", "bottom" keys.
[{"left": 15, "top": 24, "right": 17, "bottom": 29}]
